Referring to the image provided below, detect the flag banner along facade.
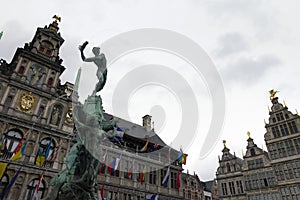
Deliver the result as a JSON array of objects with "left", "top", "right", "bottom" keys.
[
  {"left": 140, "top": 139, "right": 149, "bottom": 152},
  {"left": 0, "top": 163, "right": 7, "bottom": 180},
  {"left": 127, "top": 160, "right": 134, "bottom": 179},
  {"left": 35, "top": 149, "right": 45, "bottom": 166},
  {"left": 140, "top": 165, "right": 147, "bottom": 184},
  {"left": 108, "top": 155, "right": 121, "bottom": 174},
  {"left": 11, "top": 141, "right": 27, "bottom": 161},
  {"left": 176, "top": 170, "right": 181, "bottom": 190},
  {"left": 146, "top": 194, "right": 159, "bottom": 200},
  {"left": 0, "top": 166, "right": 21, "bottom": 199},
  {"left": 162, "top": 167, "right": 170, "bottom": 187},
  {"left": 32, "top": 170, "right": 45, "bottom": 200}
]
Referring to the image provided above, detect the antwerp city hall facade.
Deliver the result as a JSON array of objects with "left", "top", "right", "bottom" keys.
[{"left": 0, "top": 18, "right": 212, "bottom": 200}]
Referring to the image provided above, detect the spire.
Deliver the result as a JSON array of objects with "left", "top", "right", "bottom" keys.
[
  {"left": 269, "top": 89, "right": 279, "bottom": 102},
  {"left": 222, "top": 140, "right": 226, "bottom": 148}
]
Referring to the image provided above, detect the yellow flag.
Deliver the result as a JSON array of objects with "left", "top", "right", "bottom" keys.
[{"left": 0, "top": 162, "right": 8, "bottom": 179}]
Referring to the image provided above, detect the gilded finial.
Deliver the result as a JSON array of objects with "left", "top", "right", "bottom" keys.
[
  {"left": 222, "top": 140, "right": 226, "bottom": 148},
  {"left": 242, "top": 149, "right": 244, "bottom": 157},
  {"left": 268, "top": 106, "right": 270, "bottom": 112},
  {"left": 296, "top": 109, "right": 299, "bottom": 115},
  {"left": 264, "top": 119, "right": 267, "bottom": 125},
  {"left": 269, "top": 89, "right": 279, "bottom": 101},
  {"left": 262, "top": 144, "right": 264, "bottom": 151},
  {"left": 247, "top": 131, "right": 251, "bottom": 138},
  {"left": 52, "top": 15, "right": 61, "bottom": 23},
  {"left": 283, "top": 100, "right": 287, "bottom": 107}
]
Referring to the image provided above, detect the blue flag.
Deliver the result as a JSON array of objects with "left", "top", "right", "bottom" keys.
[{"left": 0, "top": 166, "right": 21, "bottom": 199}]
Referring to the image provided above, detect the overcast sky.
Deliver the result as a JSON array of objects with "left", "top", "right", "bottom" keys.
[{"left": 2, "top": 0, "right": 300, "bottom": 181}]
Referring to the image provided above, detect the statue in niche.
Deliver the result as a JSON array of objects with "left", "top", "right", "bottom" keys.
[
  {"left": 79, "top": 41, "right": 107, "bottom": 95},
  {"left": 50, "top": 106, "right": 61, "bottom": 125}
]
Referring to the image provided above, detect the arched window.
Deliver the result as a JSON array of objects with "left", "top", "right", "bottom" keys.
[
  {"left": 35, "top": 138, "right": 56, "bottom": 165},
  {"left": 5, "top": 129, "right": 23, "bottom": 152},
  {"left": 25, "top": 178, "right": 46, "bottom": 200},
  {"left": 0, "top": 174, "right": 9, "bottom": 194}
]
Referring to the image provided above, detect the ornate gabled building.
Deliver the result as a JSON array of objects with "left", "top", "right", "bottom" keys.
[
  {"left": 242, "top": 134, "right": 279, "bottom": 199},
  {"left": 216, "top": 141, "right": 245, "bottom": 200},
  {"left": 0, "top": 18, "right": 74, "bottom": 199},
  {"left": 265, "top": 96, "right": 300, "bottom": 199},
  {"left": 216, "top": 93, "right": 300, "bottom": 200},
  {"left": 0, "top": 17, "right": 190, "bottom": 200}
]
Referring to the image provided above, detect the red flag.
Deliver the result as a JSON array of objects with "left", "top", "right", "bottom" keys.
[
  {"left": 115, "top": 188, "right": 119, "bottom": 200},
  {"left": 176, "top": 170, "right": 181, "bottom": 190},
  {"left": 13, "top": 138, "right": 24, "bottom": 154},
  {"left": 99, "top": 152, "right": 106, "bottom": 174},
  {"left": 49, "top": 140, "right": 62, "bottom": 161},
  {"left": 32, "top": 170, "right": 45, "bottom": 200},
  {"left": 101, "top": 185, "right": 104, "bottom": 198}
]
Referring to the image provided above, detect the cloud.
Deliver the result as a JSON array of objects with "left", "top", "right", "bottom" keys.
[
  {"left": 216, "top": 32, "right": 249, "bottom": 57},
  {"left": 221, "top": 54, "right": 281, "bottom": 85}
]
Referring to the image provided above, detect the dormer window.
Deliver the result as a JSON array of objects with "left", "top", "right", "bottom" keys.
[
  {"left": 39, "top": 41, "right": 54, "bottom": 57},
  {"left": 250, "top": 148, "right": 255, "bottom": 156},
  {"left": 18, "top": 66, "right": 25, "bottom": 75}
]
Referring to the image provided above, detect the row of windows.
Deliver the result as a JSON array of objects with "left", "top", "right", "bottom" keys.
[
  {"left": 280, "top": 186, "right": 300, "bottom": 200},
  {"left": 244, "top": 171, "right": 276, "bottom": 190},
  {"left": 274, "top": 161, "right": 300, "bottom": 181},
  {"left": 183, "top": 189, "right": 203, "bottom": 200},
  {"left": 221, "top": 180, "right": 244, "bottom": 196},
  {"left": 247, "top": 192, "right": 280, "bottom": 200},
  {"left": 247, "top": 158, "right": 264, "bottom": 169},
  {"left": 268, "top": 138, "right": 300, "bottom": 160},
  {"left": 271, "top": 121, "right": 298, "bottom": 138}
]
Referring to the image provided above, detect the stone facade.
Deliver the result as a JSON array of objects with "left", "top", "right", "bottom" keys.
[{"left": 216, "top": 96, "right": 300, "bottom": 200}]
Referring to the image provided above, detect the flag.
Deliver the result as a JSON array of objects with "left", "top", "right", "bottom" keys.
[
  {"left": 146, "top": 194, "right": 159, "bottom": 200},
  {"left": 45, "top": 138, "right": 52, "bottom": 160},
  {"left": 0, "top": 163, "right": 7, "bottom": 180},
  {"left": 32, "top": 171, "right": 45, "bottom": 200},
  {"left": 177, "top": 148, "right": 183, "bottom": 162},
  {"left": 100, "top": 185, "right": 104, "bottom": 199},
  {"left": 162, "top": 167, "right": 170, "bottom": 187},
  {"left": 140, "top": 139, "right": 149, "bottom": 152},
  {"left": 35, "top": 149, "right": 45, "bottom": 166},
  {"left": 48, "top": 140, "right": 62, "bottom": 161},
  {"left": 180, "top": 154, "right": 187, "bottom": 165},
  {"left": 128, "top": 160, "right": 134, "bottom": 179},
  {"left": 99, "top": 152, "right": 106, "bottom": 174},
  {"left": 115, "top": 188, "right": 119, "bottom": 200},
  {"left": 108, "top": 155, "right": 121, "bottom": 174},
  {"left": 13, "top": 138, "right": 24, "bottom": 155},
  {"left": 0, "top": 166, "right": 21, "bottom": 199},
  {"left": 140, "top": 165, "right": 146, "bottom": 184},
  {"left": 176, "top": 170, "right": 181, "bottom": 190},
  {"left": 11, "top": 141, "right": 26, "bottom": 161}
]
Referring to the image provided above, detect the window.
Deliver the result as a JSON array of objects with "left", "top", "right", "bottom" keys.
[
  {"left": 0, "top": 174, "right": 9, "bottom": 194},
  {"left": 221, "top": 183, "right": 228, "bottom": 195},
  {"left": 4, "top": 96, "right": 13, "bottom": 108},
  {"left": 285, "top": 140, "right": 296, "bottom": 156},
  {"left": 35, "top": 138, "right": 55, "bottom": 166},
  {"left": 276, "top": 113, "right": 284, "bottom": 121},
  {"left": 272, "top": 126, "right": 281, "bottom": 138},
  {"left": 47, "top": 78, "right": 54, "bottom": 86},
  {"left": 294, "top": 138, "right": 300, "bottom": 154},
  {"left": 277, "top": 142, "right": 287, "bottom": 158},
  {"left": 236, "top": 180, "right": 244, "bottom": 194},
  {"left": 280, "top": 124, "right": 289, "bottom": 136},
  {"left": 18, "top": 66, "right": 25, "bottom": 75},
  {"left": 288, "top": 121, "right": 298, "bottom": 134},
  {"left": 171, "top": 171, "right": 176, "bottom": 188},
  {"left": 229, "top": 181, "right": 235, "bottom": 195},
  {"left": 25, "top": 179, "right": 46, "bottom": 200},
  {"left": 226, "top": 163, "right": 231, "bottom": 172},
  {"left": 38, "top": 41, "right": 53, "bottom": 57},
  {"left": 5, "top": 129, "right": 23, "bottom": 153},
  {"left": 250, "top": 149, "right": 255, "bottom": 156},
  {"left": 149, "top": 167, "right": 157, "bottom": 184}
]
